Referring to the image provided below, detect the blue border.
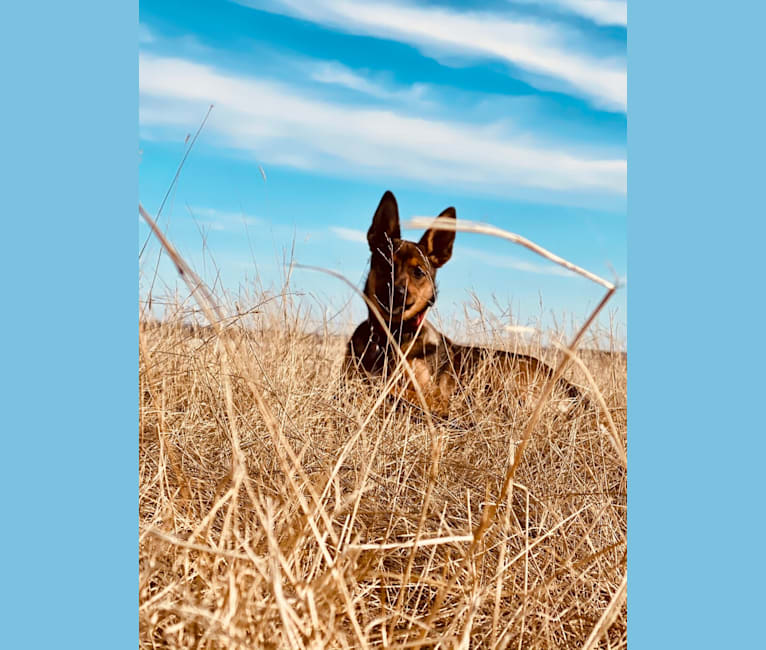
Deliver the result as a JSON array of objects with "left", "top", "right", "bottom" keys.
[
  {"left": 3, "top": 1, "right": 765, "bottom": 647},
  {"left": 630, "top": 3, "right": 765, "bottom": 646},
  {"left": 1, "top": 2, "right": 136, "bottom": 647}
]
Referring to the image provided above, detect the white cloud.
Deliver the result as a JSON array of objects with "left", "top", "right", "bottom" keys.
[
  {"left": 330, "top": 226, "right": 367, "bottom": 243},
  {"left": 138, "top": 23, "right": 155, "bottom": 45},
  {"left": 504, "top": 324, "right": 538, "bottom": 335},
  {"left": 459, "top": 245, "right": 576, "bottom": 277},
  {"left": 139, "top": 54, "right": 625, "bottom": 196},
  {"left": 311, "top": 61, "right": 383, "bottom": 96},
  {"left": 514, "top": 0, "right": 626, "bottom": 27},
  {"left": 187, "top": 206, "right": 261, "bottom": 231},
  {"left": 309, "top": 60, "right": 429, "bottom": 105},
  {"left": 234, "top": 0, "right": 626, "bottom": 111}
]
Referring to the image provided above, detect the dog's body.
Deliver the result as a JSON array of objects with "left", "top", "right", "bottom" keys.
[{"left": 345, "top": 191, "right": 583, "bottom": 417}]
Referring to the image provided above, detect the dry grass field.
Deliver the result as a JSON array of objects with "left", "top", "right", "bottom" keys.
[{"left": 139, "top": 281, "right": 627, "bottom": 648}]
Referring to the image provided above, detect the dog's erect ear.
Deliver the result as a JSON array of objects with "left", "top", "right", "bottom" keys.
[
  {"left": 367, "top": 191, "right": 401, "bottom": 252},
  {"left": 418, "top": 206, "right": 456, "bottom": 268}
]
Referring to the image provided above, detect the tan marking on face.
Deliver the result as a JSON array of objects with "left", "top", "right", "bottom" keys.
[
  {"left": 395, "top": 245, "right": 434, "bottom": 319},
  {"left": 368, "top": 240, "right": 436, "bottom": 321}
]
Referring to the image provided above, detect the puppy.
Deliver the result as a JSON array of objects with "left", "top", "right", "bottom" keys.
[{"left": 345, "top": 191, "right": 583, "bottom": 417}]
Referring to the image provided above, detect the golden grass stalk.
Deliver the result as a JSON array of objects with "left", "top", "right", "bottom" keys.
[{"left": 406, "top": 216, "right": 616, "bottom": 290}]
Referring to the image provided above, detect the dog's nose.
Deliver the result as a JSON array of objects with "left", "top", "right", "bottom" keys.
[{"left": 393, "top": 284, "right": 408, "bottom": 300}]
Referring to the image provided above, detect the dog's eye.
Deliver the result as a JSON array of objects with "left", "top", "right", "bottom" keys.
[{"left": 412, "top": 266, "right": 426, "bottom": 279}]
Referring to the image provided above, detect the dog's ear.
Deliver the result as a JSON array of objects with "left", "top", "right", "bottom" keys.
[
  {"left": 418, "top": 206, "right": 456, "bottom": 268},
  {"left": 367, "top": 191, "right": 400, "bottom": 252}
]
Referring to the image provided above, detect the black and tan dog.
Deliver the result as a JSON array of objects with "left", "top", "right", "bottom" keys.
[{"left": 345, "top": 190, "right": 584, "bottom": 417}]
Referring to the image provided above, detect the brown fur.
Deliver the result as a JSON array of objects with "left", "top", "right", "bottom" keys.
[{"left": 345, "top": 190, "right": 584, "bottom": 417}]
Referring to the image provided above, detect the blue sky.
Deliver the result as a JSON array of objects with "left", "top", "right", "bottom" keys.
[{"left": 139, "top": 0, "right": 626, "bottom": 343}]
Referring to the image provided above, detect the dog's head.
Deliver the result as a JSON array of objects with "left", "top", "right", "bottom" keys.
[{"left": 364, "top": 190, "right": 456, "bottom": 327}]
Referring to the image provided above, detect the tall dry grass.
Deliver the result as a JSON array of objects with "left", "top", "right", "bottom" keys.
[
  {"left": 139, "top": 310, "right": 626, "bottom": 647},
  {"left": 139, "top": 209, "right": 626, "bottom": 649}
]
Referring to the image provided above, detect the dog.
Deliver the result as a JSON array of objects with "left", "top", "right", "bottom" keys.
[{"left": 345, "top": 191, "right": 585, "bottom": 418}]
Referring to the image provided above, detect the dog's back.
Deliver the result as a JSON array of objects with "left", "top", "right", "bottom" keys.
[{"left": 346, "top": 313, "right": 584, "bottom": 418}]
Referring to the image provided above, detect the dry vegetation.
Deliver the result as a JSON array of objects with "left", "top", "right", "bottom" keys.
[{"left": 139, "top": 281, "right": 626, "bottom": 648}]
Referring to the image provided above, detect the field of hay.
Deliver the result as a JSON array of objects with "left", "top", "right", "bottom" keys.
[{"left": 139, "top": 280, "right": 626, "bottom": 648}]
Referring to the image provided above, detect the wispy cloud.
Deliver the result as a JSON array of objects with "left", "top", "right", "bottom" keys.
[
  {"left": 516, "top": 0, "right": 627, "bottom": 27},
  {"left": 558, "top": 0, "right": 627, "bottom": 28},
  {"left": 234, "top": 0, "right": 626, "bottom": 111},
  {"left": 309, "top": 60, "right": 430, "bottom": 105},
  {"left": 138, "top": 23, "right": 155, "bottom": 45},
  {"left": 187, "top": 205, "right": 261, "bottom": 231},
  {"left": 139, "top": 54, "right": 625, "bottom": 197},
  {"left": 330, "top": 226, "right": 367, "bottom": 243},
  {"left": 459, "top": 245, "right": 576, "bottom": 278}
]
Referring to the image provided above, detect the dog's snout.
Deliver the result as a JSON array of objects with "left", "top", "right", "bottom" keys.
[{"left": 386, "top": 280, "right": 407, "bottom": 298}]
